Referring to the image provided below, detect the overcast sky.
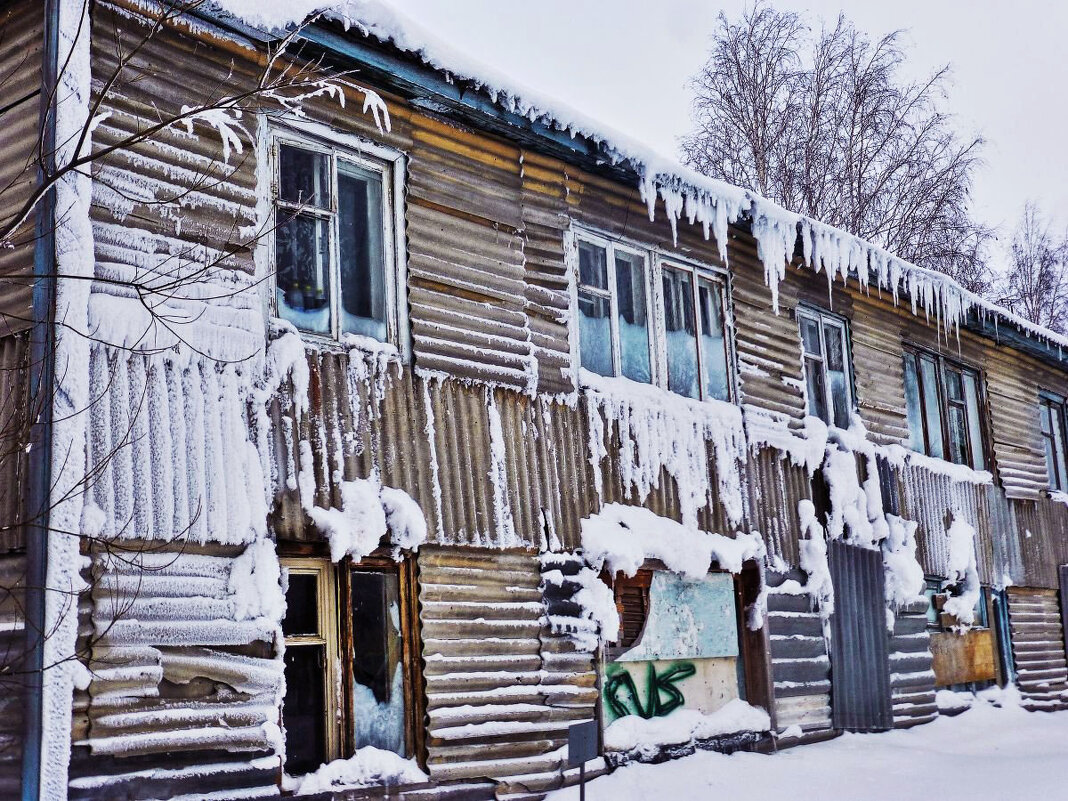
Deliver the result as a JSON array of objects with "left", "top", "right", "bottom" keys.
[{"left": 386, "top": 0, "right": 1068, "bottom": 260}]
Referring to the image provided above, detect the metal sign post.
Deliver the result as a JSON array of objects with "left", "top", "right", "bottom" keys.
[{"left": 567, "top": 720, "right": 598, "bottom": 801}]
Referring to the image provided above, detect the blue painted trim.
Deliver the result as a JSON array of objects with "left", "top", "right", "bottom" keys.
[{"left": 21, "top": 0, "right": 60, "bottom": 797}]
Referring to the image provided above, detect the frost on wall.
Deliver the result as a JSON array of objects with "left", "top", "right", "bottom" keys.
[
  {"left": 307, "top": 479, "right": 428, "bottom": 563},
  {"left": 581, "top": 371, "right": 747, "bottom": 530},
  {"left": 796, "top": 499, "right": 834, "bottom": 618},
  {"left": 942, "top": 511, "right": 982, "bottom": 630},
  {"left": 882, "top": 514, "right": 926, "bottom": 614},
  {"left": 540, "top": 553, "right": 620, "bottom": 651}
]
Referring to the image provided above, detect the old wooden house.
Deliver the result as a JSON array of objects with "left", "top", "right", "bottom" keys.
[{"left": 3, "top": 1, "right": 1068, "bottom": 799}]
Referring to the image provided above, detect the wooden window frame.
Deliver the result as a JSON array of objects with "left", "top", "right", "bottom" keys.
[
  {"left": 268, "top": 123, "right": 409, "bottom": 354},
  {"left": 1039, "top": 392, "right": 1068, "bottom": 492},
  {"left": 796, "top": 305, "right": 855, "bottom": 428},
  {"left": 279, "top": 550, "right": 426, "bottom": 773},
  {"left": 903, "top": 347, "right": 989, "bottom": 470}
]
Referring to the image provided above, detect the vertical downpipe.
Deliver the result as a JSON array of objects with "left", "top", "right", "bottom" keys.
[{"left": 22, "top": 0, "right": 60, "bottom": 798}]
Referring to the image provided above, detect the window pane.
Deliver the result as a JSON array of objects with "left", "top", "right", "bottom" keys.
[
  {"left": 663, "top": 267, "right": 700, "bottom": 399},
  {"left": 698, "top": 279, "right": 729, "bottom": 401},
  {"left": 578, "top": 241, "right": 608, "bottom": 290},
  {"left": 282, "top": 573, "right": 319, "bottom": 637},
  {"left": 283, "top": 644, "right": 327, "bottom": 775},
  {"left": 920, "top": 357, "right": 945, "bottom": 459},
  {"left": 578, "top": 289, "right": 612, "bottom": 376},
  {"left": 947, "top": 405, "right": 968, "bottom": 465},
  {"left": 945, "top": 368, "right": 964, "bottom": 403},
  {"left": 351, "top": 571, "right": 406, "bottom": 755},
  {"left": 800, "top": 316, "right": 822, "bottom": 356},
  {"left": 276, "top": 211, "right": 331, "bottom": 335},
  {"left": 824, "top": 322, "right": 849, "bottom": 428},
  {"left": 963, "top": 372, "right": 986, "bottom": 471},
  {"left": 279, "top": 145, "right": 330, "bottom": 208},
  {"left": 805, "top": 355, "right": 828, "bottom": 421},
  {"left": 903, "top": 356, "right": 925, "bottom": 453},
  {"left": 615, "top": 252, "right": 651, "bottom": 383},
  {"left": 338, "top": 162, "right": 387, "bottom": 340},
  {"left": 1041, "top": 402, "right": 1052, "bottom": 435}
]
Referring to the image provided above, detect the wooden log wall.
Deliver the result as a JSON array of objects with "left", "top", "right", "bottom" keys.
[
  {"left": 887, "top": 598, "right": 937, "bottom": 728},
  {"left": 0, "top": 0, "right": 41, "bottom": 336},
  {"left": 1005, "top": 587, "right": 1068, "bottom": 711},
  {"left": 417, "top": 547, "right": 597, "bottom": 798}
]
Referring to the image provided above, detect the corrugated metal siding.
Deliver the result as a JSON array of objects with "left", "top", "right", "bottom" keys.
[
  {"left": 417, "top": 547, "right": 597, "bottom": 796},
  {"left": 68, "top": 544, "right": 282, "bottom": 800},
  {"left": 1005, "top": 587, "right": 1068, "bottom": 711},
  {"left": 0, "top": 554, "right": 27, "bottom": 798},
  {"left": 0, "top": 332, "right": 30, "bottom": 551},
  {"left": 745, "top": 447, "right": 809, "bottom": 566},
  {"left": 519, "top": 150, "right": 572, "bottom": 395},
  {"left": 0, "top": 0, "right": 41, "bottom": 336},
  {"left": 827, "top": 540, "right": 892, "bottom": 731},
  {"left": 887, "top": 598, "right": 936, "bottom": 728},
  {"left": 766, "top": 586, "right": 832, "bottom": 741}
]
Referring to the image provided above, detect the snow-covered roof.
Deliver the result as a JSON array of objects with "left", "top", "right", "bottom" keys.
[{"left": 207, "top": 0, "right": 1068, "bottom": 367}]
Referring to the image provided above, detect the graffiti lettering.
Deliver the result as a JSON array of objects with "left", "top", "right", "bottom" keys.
[{"left": 604, "top": 661, "right": 696, "bottom": 720}]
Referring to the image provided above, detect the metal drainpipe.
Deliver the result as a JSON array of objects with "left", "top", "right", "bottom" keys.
[{"left": 21, "top": 0, "right": 61, "bottom": 797}]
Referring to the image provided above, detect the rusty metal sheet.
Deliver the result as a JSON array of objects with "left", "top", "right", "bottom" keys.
[{"left": 930, "top": 629, "right": 997, "bottom": 686}]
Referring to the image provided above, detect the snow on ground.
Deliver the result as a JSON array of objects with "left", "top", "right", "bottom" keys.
[{"left": 547, "top": 695, "right": 1068, "bottom": 801}]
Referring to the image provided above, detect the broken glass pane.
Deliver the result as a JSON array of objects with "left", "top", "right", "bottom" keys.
[
  {"left": 282, "top": 573, "right": 319, "bottom": 637},
  {"left": 283, "top": 644, "right": 327, "bottom": 775},
  {"left": 698, "top": 278, "right": 729, "bottom": 401},
  {"left": 615, "top": 252, "right": 651, "bottom": 383},
  {"left": 350, "top": 570, "right": 406, "bottom": 755},
  {"left": 279, "top": 145, "right": 331, "bottom": 208},
  {"left": 663, "top": 267, "right": 699, "bottom": 399},
  {"left": 338, "top": 161, "right": 387, "bottom": 340},
  {"left": 579, "top": 289, "right": 612, "bottom": 376},
  {"left": 276, "top": 211, "right": 331, "bottom": 335},
  {"left": 963, "top": 372, "right": 986, "bottom": 471},
  {"left": 903, "top": 355, "right": 925, "bottom": 453}
]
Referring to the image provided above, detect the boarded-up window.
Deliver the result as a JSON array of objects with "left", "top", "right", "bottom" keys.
[{"left": 611, "top": 570, "right": 652, "bottom": 649}]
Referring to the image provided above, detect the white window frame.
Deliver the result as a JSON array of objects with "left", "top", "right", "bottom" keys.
[
  {"left": 797, "top": 306, "right": 854, "bottom": 428},
  {"left": 268, "top": 122, "right": 409, "bottom": 358},
  {"left": 568, "top": 226, "right": 735, "bottom": 402},
  {"left": 574, "top": 230, "right": 656, "bottom": 381},
  {"left": 655, "top": 255, "right": 734, "bottom": 403}
]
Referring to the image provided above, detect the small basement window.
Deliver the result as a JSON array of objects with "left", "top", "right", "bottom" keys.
[
  {"left": 272, "top": 129, "right": 405, "bottom": 345},
  {"left": 797, "top": 307, "right": 853, "bottom": 428},
  {"left": 1039, "top": 393, "right": 1068, "bottom": 492},
  {"left": 902, "top": 349, "right": 987, "bottom": 470},
  {"left": 280, "top": 556, "right": 417, "bottom": 776}
]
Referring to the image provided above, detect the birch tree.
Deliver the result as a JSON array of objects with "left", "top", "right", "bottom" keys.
[
  {"left": 680, "top": 3, "right": 992, "bottom": 293},
  {"left": 998, "top": 202, "right": 1068, "bottom": 334}
]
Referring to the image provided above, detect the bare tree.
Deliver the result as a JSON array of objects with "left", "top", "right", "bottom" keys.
[
  {"left": 680, "top": 3, "right": 992, "bottom": 293},
  {"left": 997, "top": 202, "right": 1068, "bottom": 334},
  {"left": 0, "top": 0, "right": 388, "bottom": 717}
]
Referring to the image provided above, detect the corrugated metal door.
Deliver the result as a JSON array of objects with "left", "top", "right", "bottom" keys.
[{"left": 828, "top": 540, "right": 892, "bottom": 731}]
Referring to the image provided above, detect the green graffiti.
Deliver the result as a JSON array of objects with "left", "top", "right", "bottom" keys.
[{"left": 604, "top": 661, "right": 696, "bottom": 720}]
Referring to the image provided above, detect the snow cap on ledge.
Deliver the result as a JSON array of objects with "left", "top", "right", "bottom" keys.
[{"left": 207, "top": 0, "right": 1068, "bottom": 360}]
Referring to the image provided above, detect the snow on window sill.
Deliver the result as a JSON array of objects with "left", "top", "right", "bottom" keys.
[{"left": 880, "top": 444, "right": 993, "bottom": 485}]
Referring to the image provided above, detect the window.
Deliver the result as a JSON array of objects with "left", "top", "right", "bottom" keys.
[
  {"left": 797, "top": 307, "right": 853, "bottom": 428},
  {"left": 925, "top": 577, "right": 988, "bottom": 630},
  {"left": 577, "top": 236, "right": 653, "bottom": 383},
  {"left": 573, "top": 230, "right": 732, "bottom": 401},
  {"left": 280, "top": 557, "right": 415, "bottom": 775},
  {"left": 902, "top": 350, "right": 987, "bottom": 470},
  {"left": 1040, "top": 393, "right": 1068, "bottom": 492},
  {"left": 272, "top": 131, "right": 404, "bottom": 344}
]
